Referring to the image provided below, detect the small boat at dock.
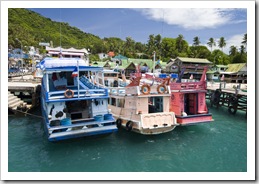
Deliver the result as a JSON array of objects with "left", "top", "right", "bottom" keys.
[
  {"left": 145, "top": 67, "right": 213, "bottom": 125},
  {"left": 38, "top": 58, "right": 117, "bottom": 141},
  {"left": 169, "top": 68, "right": 213, "bottom": 125},
  {"left": 95, "top": 65, "right": 178, "bottom": 135}
]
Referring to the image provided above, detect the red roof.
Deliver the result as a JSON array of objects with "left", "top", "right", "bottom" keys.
[{"left": 108, "top": 51, "right": 115, "bottom": 57}]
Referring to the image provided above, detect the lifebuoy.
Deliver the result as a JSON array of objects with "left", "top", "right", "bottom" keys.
[
  {"left": 116, "top": 119, "right": 122, "bottom": 128},
  {"left": 141, "top": 84, "right": 151, "bottom": 95},
  {"left": 126, "top": 121, "right": 133, "bottom": 131},
  {"left": 157, "top": 84, "right": 167, "bottom": 94},
  {"left": 64, "top": 89, "right": 74, "bottom": 98}
]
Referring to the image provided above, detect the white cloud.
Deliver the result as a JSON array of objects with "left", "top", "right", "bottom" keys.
[
  {"left": 226, "top": 34, "right": 244, "bottom": 48},
  {"left": 136, "top": 8, "right": 236, "bottom": 30}
]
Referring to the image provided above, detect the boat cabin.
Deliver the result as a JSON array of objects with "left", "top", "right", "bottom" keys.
[{"left": 39, "top": 58, "right": 117, "bottom": 141}]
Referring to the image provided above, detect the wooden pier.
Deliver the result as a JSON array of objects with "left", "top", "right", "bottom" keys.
[
  {"left": 206, "top": 82, "right": 247, "bottom": 115},
  {"left": 8, "top": 75, "right": 41, "bottom": 114}
]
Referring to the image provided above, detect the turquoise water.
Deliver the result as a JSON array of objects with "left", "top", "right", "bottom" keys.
[{"left": 8, "top": 105, "right": 247, "bottom": 172}]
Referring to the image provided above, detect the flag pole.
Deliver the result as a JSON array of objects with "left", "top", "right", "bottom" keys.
[{"left": 77, "top": 60, "right": 80, "bottom": 98}]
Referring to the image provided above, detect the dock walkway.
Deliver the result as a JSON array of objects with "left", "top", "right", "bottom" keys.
[
  {"left": 8, "top": 75, "right": 41, "bottom": 113},
  {"left": 206, "top": 82, "right": 247, "bottom": 115}
]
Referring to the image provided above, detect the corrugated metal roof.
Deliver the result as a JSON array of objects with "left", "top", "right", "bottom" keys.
[
  {"left": 177, "top": 57, "right": 212, "bottom": 64},
  {"left": 225, "top": 63, "right": 246, "bottom": 73},
  {"left": 206, "top": 70, "right": 216, "bottom": 74},
  {"left": 127, "top": 58, "right": 154, "bottom": 69}
]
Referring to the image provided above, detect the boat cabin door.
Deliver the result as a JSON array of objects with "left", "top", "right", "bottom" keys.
[{"left": 184, "top": 93, "right": 197, "bottom": 115}]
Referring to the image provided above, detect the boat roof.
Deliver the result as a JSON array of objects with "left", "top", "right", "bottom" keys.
[{"left": 38, "top": 58, "right": 103, "bottom": 72}]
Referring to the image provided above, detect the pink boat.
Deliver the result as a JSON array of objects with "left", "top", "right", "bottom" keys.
[{"left": 170, "top": 67, "right": 213, "bottom": 125}]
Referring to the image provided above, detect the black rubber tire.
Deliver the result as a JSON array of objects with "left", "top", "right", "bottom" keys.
[
  {"left": 116, "top": 119, "right": 122, "bottom": 128},
  {"left": 126, "top": 121, "right": 133, "bottom": 131}
]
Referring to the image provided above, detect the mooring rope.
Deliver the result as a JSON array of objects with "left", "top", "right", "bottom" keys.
[{"left": 10, "top": 109, "right": 44, "bottom": 119}]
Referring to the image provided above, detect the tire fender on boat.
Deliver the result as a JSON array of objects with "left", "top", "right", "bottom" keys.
[
  {"left": 64, "top": 89, "right": 74, "bottom": 98},
  {"left": 116, "top": 119, "right": 122, "bottom": 128},
  {"left": 126, "top": 121, "right": 133, "bottom": 131},
  {"left": 157, "top": 84, "right": 167, "bottom": 94},
  {"left": 141, "top": 84, "right": 151, "bottom": 95}
]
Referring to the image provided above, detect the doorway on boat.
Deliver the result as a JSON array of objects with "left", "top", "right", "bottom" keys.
[
  {"left": 184, "top": 93, "right": 197, "bottom": 115},
  {"left": 148, "top": 97, "right": 163, "bottom": 113},
  {"left": 65, "top": 100, "right": 92, "bottom": 122}
]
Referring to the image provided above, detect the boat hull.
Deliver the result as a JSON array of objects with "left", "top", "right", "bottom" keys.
[
  {"left": 41, "top": 99, "right": 117, "bottom": 142},
  {"left": 176, "top": 113, "right": 213, "bottom": 126},
  {"left": 112, "top": 112, "right": 177, "bottom": 135}
]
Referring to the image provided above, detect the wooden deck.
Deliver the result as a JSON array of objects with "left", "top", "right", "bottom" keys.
[{"left": 8, "top": 75, "right": 41, "bottom": 113}]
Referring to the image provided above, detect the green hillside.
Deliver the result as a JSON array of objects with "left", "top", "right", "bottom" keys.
[
  {"left": 8, "top": 8, "right": 103, "bottom": 53},
  {"left": 8, "top": 8, "right": 247, "bottom": 64}
]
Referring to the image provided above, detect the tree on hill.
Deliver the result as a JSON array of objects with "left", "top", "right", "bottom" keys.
[
  {"left": 193, "top": 36, "right": 200, "bottom": 46},
  {"left": 241, "top": 33, "right": 247, "bottom": 52},
  {"left": 176, "top": 34, "right": 184, "bottom": 53},
  {"left": 207, "top": 38, "right": 216, "bottom": 52},
  {"left": 218, "top": 37, "right": 226, "bottom": 52}
]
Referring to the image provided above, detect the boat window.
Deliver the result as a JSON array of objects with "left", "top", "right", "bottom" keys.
[
  {"left": 111, "top": 98, "right": 116, "bottom": 106},
  {"left": 117, "top": 99, "right": 125, "bottom": 107},
  {"left": 148, "top": 97, "right": 163, "bottom": 113},
  {"left": 66, "top": 72, "right": 74, "bottom": 86}
]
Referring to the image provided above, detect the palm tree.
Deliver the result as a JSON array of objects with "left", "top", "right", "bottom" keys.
[
  {"left": 193, "top": 36, "right": 200, "bottom": 46},
  {"left": 207, "top": 38, "right": 216, "bottom": 52},
  {"left": 218, "top": 37, "right": 226, "bottom": 52},
  {"left": 176, "top": 34, "right": 184, "bottom": 52},
  {"left": 229, "top": 45, "right": 237, "bottom": 56},
  {"left": 241, "top": 33, "right": 247, "bottom": 52},
  {"left": 240, "top": 45, "right": 245, "bottom": 55}
]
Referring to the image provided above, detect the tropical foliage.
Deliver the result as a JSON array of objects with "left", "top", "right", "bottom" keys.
[{"left": 8, "top": 8, "right": 247, "bottom": 64}]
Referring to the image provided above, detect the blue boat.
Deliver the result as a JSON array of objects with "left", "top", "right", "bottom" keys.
[{"left": 38, "top": 58, "right": 117, "bottom": 141}]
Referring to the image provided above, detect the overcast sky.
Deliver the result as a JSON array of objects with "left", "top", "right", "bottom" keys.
[{"left": 29, "top": 7, "right": 247, "bottom": 54}]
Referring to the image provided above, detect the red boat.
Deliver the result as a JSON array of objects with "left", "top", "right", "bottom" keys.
[{"left": 169, "top": 67, "right": 213, "bottom": 125}]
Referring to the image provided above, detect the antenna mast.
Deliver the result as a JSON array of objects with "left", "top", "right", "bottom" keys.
[{"left": 59, "top": 9, "right": 62, "bottom": 54}]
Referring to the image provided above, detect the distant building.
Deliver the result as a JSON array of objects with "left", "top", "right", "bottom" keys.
[
  {"left": 206, "top": 65, "right": 228, "bottom": 82},
  {"left": 111, "top": 54, "right": 128, "bottom": 65},
  {"left": 220, "top": 63, "right": 247, "bottom": 83},
  {"left": 45, "top": 46, "right": 89, "bottom": 60},
  {"left": 98, "top": 53, "right": 109, "bottom": 60},
  {"left": 166, "top": 57, "right": 213, "bottom": 80}
]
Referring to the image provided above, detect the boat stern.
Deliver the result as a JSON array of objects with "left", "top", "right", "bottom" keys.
[
  {"left": 176, "top": 113, "right": 213, "bottom": 126},
  {"left": 138, "top": 112, "right": 178, "bottom": 134}
]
